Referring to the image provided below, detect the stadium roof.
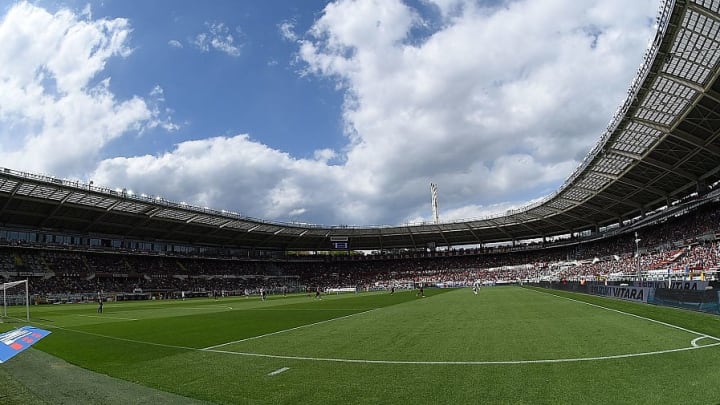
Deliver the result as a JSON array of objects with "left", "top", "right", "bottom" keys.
[{"left": 1, "top": 0, "right": 720, "bottom": 251}]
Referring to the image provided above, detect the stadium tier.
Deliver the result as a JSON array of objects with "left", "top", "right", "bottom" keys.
[{"left": 0, "top": 199, "right": 719, "bottom": 302}]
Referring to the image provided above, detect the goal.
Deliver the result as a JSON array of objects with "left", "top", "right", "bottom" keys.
[{"left": 1, "top": 279, "right": 30, "bottom": 322}]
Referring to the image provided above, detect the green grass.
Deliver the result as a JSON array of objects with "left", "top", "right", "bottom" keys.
[{"left": 2, "top": 286, "right": 720, "bottom": 404}]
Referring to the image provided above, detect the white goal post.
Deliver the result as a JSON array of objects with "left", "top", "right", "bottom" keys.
[{"left": 1, "top": 279, "right": 30, "bottom": 322}]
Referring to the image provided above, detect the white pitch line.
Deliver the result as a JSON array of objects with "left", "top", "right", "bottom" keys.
[
  {"left": 247, "top": 308, "right": 365, "bottom": 311},
  {"left": 27, "top": 318, "right": 720, "bottom": 366},
  {"left": 30, "top": 322, "right": 198, "bottom": 351},
  {"left": 202, "top": 309, "right": 376, "bottom": 350},
  {"left": 203, "top": 341, "right": 720, "bottom": 365},
  {"left": 690, "top": 336, "right": 717, "bottom": 347},
  {"left": 268, "top": 367, "right": 290, "bottom": 376},
  {"left": 177, "top": 307, "right": 233, "bottom": 310},
  {"left": 77, "top": 315, "right": 138, "bottom": 321}
]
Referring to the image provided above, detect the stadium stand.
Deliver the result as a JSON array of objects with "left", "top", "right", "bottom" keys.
[{"left": 1, "top": 199, "right": 718, "bottom": 304}]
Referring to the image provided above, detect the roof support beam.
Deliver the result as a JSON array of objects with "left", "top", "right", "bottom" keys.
[
  {"left": 0, "top": 181, "right": 22, "bottom": 214},
  {"left": 462, "top": 223, "right": 483, "bottom": 245}
]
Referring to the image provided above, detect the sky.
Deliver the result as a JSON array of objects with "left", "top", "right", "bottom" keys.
[{"left": 0, "top": 0, "right": 659, "bottom": 227}]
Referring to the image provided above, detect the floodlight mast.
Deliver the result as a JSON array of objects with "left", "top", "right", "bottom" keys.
[
  {"left": 635, "top": 232, "right": 642, "bottom": 282},
  {"left": 430, "top": 183, "right": 439, "bottom": 224}
]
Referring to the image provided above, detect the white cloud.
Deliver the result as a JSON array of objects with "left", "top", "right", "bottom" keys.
[
  {"left": 168, "top": 39, "right": 183, "bottom": 48},
  {"left": 80, "top": 4, "right": 92, "bottom": 19},
  {"left": 144, "top": 86, "right": 179, "bottom": 132},
  {"left": 313, "top": 148, "right": 336, "bottom": 162},
  {"left": 90, "top": 135, "right": 349, "bottom": 224},
  {"left": 0, "top": 1, "right": 173, "bottom": 177},
  {"left": 0, "top": 0, "right": 659, "bottom": 227},
  {"left": 292, "top": 0, "right": 657, "bottom": 223},
  {"left": 191, "top": 22, "right": 241, "bottom": 57},
  {"left": 279, "top": 20, "right": 298, "bottom": 42}
]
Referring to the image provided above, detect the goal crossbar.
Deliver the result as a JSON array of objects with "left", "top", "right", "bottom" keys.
[{"left": 1, "top": 279, "right": 30, "bottom": 322}]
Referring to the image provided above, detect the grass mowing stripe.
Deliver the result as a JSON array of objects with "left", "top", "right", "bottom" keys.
[
  {"left": 28, "top": 319, "right": 199, "bottom": 351},
  {"left": 171, "top": 307, "right": 233, "bottom": 310},
  {"left": 528, "top": 287, "right": 720, "bottom": 341},
  {"left": 202, "top": 308, "right": 377, "bottom": 350},
  {"left": 77, "top": 315, "right": 139, "bottom": 321},
  {"left": 248, "top": 308, "right": 369, "bottom": 311},
  {"left": 29, "top": 307, "right": 378, "bottom": 353}
]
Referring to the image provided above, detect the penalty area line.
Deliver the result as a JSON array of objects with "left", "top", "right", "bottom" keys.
[
  {"left": 528, "top": 288, "right": 720, "bottom": 342},
  {"left": 202, "top": 308, "right": 377, "bottom": 350},
  {"left": 28, "top": 320, "right": 198, "bottom": 352}
]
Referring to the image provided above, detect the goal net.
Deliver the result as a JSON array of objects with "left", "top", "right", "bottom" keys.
[{"left": 1, "top": 280, "right": 30, "bottom": 322}]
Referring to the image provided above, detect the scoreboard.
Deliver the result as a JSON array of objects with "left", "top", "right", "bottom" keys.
[{"left": 330, "top": 236, "right": 349, "bottom": 250}]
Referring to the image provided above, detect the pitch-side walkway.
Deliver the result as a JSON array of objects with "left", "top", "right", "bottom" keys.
[{"left": 2, "top": 348, "right": 215, "bottom": 405}]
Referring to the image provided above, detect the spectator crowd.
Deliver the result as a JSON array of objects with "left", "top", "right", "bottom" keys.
[{"left": 2, "top": 201, "right": 720, "bottom": 302}]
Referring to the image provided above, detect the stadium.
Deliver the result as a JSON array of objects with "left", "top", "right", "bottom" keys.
[{"left": 2, "top": 0, "right": 720, "bottom": 404}]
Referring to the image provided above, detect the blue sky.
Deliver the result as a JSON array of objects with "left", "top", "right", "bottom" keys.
[
  {"left": 0, "top": 0, "right": 658, "bottom": 226},
  {"left": 43, "top": 0, "right": 347, "bottom": 159}
]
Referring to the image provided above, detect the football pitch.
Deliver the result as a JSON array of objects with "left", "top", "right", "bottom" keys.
[{"left": 2, "top": 286, "right": 720, "bottom": 404}]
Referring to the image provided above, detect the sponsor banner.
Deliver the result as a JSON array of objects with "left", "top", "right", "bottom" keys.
[
  {"left": 635, "top": 281, "right": 708, "bottom": 290},
  {"left": 0, "top": 326, "right": 51, "bottom": 363},
  {"left": 668, "top": 281, "right": 708, "bottom": 290},
  {"left": 327, "top": 287, "right": 356, "bottom": 293},
  {"left": 588, "top": 285, "right": 652, "bottom": 303},
  {"left": 18, "top": 272, "right": 44, "bottom": 277},
  {"left": 634, "top": 281, "right": 667, "bottom": 289}
]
